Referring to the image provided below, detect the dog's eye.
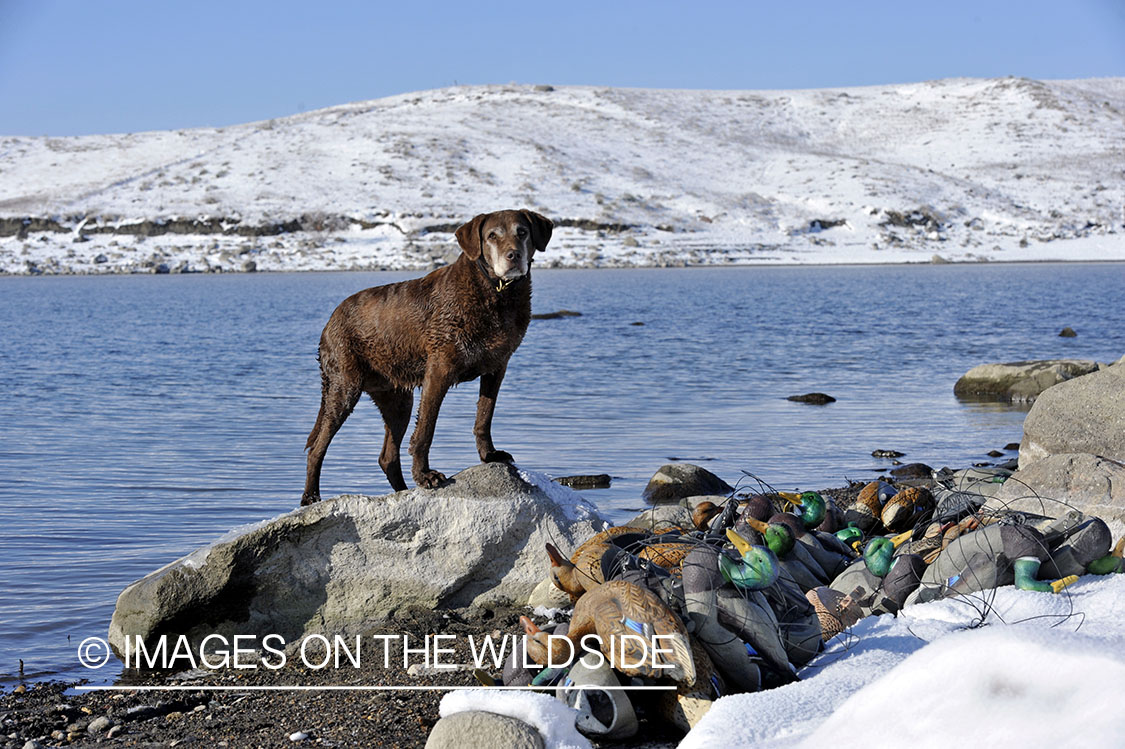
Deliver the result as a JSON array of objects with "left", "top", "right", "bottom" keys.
[
  {"left": 488, "top": 231, "right": 498, "bottom": 240},
  {"left": 516, "top": 227, "right": 527, "bottom": 237}
]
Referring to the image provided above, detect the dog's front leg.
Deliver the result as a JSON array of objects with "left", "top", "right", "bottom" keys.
[
  {"left": 410, "top": 360, "right": 456, "bottom": 489},
  {"left": 475, "top": 365, "right": 513, "bottom": 464}
]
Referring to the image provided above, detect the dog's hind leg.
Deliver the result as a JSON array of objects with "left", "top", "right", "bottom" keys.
[
  {"left": 371, "top": 388, "right": 412, "bottom": 493},
  {"left": 302, "top": 377, "right": 361, "bottom": 506}
]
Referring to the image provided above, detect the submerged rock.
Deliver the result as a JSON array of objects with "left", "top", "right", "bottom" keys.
[
  {"left": 108, "top": 463, "right": 605, "bottom": 659},
  {"left": 787, "top": 392, "right": 836, "bottom": 404},
  {"left": 953, "top": 359, "right": 1101, "bottom": 403}
]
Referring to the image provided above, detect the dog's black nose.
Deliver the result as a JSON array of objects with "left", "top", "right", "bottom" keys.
[{"left": 506, "top": 250, "right": 520, "bottom": 261}]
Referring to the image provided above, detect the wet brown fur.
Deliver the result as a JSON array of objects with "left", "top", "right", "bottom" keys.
[{"left": 301, "top": 209, "right": 553, "bottom": 504}]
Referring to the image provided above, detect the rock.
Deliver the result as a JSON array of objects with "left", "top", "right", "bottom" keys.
[
  {"left": 426, "top": 711, "right": 545, "bottom": 749},
  {"left": 985, "top": 453, "right": 1125, "bottom": 526},
  {"left": 93, "top": 253, "right": 108, "bottom": 264},
  {"left": 241, "top": 259, "right": 257, "bottom": 272},
  {"left": 289, "top": 731, "right": 309, "bottom": 741},
  {"left": 871, "top": 450, "right": 905, "bottom": 458},
  {"left": 953, "top": 359, "right": 1101, "bottom": 403},
  {"left": 530, "top": 309, "right": 581, "bottom": 320},
  {"left": 106, "top": 726, "right": 123, "bottom": 738},
  {"left": 1020, "top": 361, "right": 1125, "bottom": 464},
  {"left": 87, "top": 716, "right": 113, "bottom": 734},
  {"left": 1058, "top": 326, "right": 1077, "bottom": 337},
  {"left": 987, "top": 450, "right": 1004, "bottom": 458},
  {"left": 787, "top": 392, "right": 836, "bottom": 404},
  {"left": 624, "top": 495, "right": 725, "bottom": 529},
  {"left": 109, "top": 464, "right": 605, "bottom": 658},
  {"left": 1004, "top": 443, "right": 1021, "bottom": 451},
  {"left": 630, "top": 321, "right": 644, "bottom": 326},
  {"left": 23, "top": 741, "right": 42, "bottom": 749},
  {"left": 533, "top": 84, "right": 555, "bottom": 92},
  {"left": 552, "top": 474, "right": 611, "bottom": 490},
  {"left": 527, "top": 577, "right": 571, "bottom": 608},
  {"left": 642, "top": 463, "right": 732, "bottom": 504},
  {"left": 888, "top": 462, "right": 933, "bottom": 480}
]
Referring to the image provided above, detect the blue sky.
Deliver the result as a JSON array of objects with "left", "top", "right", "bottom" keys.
[{"left": 1, "top": 0, "right": 1122, "bottom": 136}]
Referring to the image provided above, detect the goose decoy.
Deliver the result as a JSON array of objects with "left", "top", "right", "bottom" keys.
[
  {"left": 777, "top": 491, "right": 827, "bottom": 529},
  {"left": 1088, "top": 537, "right": 1125, "bottom": 575},
  {"left": 880, "top": 486, "right": 935, "bottom": 532},
  {"left": 520, "top": 580, "right": 696, "bottom": 684},
  {"left": 721, "top": 529, "right": 781, "bottom": 590},
  {"left": 805, "top": 586, "right": 864, "bottom": 640}
]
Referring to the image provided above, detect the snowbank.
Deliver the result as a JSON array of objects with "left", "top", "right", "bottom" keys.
[{"left": 682, "top": 574, "right": 1125, "bottom": 747}]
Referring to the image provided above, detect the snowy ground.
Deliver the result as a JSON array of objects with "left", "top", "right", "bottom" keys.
[
  {"left": 1, "top": 77, "right": 1123, "bottom": 274},
  {"left": 681, "top": 574, "right": 1125, "bottom": 748}
]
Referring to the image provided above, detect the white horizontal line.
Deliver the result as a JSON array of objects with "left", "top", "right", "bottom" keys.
[{"left": 74, "top": 685, "right": 676, "bottom": 692}]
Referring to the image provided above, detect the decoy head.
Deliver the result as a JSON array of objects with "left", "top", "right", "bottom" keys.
[
  {"left": 742, "top": 515, "right": 796, "bottom": 557},
  {"left": 692, "top": 500, "right": 723, "bottom": 530},
  {"left": 778, "top": 491, "right": 827, "bottom": 529},
  {"left": 863, "top": 530, "right": 913, "bottom": 577},
  {"left": 519, "top": 615, "right": 574, "bottom": 666},
  {"left": 721, "top": 528, "right": 781, "bottom": 590},
  {"left": 546, "top": 543, "right": 585, "bottom": 601},
  {"left": 835, "top": 522, "right": 865, "bottom": 550}
]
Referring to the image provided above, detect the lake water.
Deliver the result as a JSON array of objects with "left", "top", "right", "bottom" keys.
[{"left": 2, "top": 263, "right": 1124, "bottom": 685}]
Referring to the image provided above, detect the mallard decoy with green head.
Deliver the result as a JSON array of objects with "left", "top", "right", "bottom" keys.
[
  {"left": 777, "top": 491, "right": 827, "bottom": 529},
  {"left": 520, "top": 579, "right": 696, "bottom": 684},
  {"left": 863, "top": 530, "right": 915, "bottom": 577},
  {"left": 721, "top": 529, "right": 781, "bottom": 590}
]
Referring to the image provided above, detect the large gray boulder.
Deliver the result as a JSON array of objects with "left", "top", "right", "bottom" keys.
[
  {"left": 109, "top": 463, "right": 605, "bottom": 657},
  {"left": 953, "top": 359, "right": 1101, "bottom": 403},
  {"left": 985, "top": 453, "right": 1125, "bottom": 528},
  {"left": 1020, "top": 361, "right": 1125, "bottom": 464}
]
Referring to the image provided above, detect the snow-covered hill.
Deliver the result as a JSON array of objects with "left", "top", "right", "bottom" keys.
[{"left": 1, "top": 77, "right": 1123, "bottom": 274}]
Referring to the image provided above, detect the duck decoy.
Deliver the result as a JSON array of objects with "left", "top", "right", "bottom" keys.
[
  {"left": 846, "top": 481, "right": 897, "bottom": 533},
  {"left": 680, "top": 544, "right": 796, "bottom": 689},
  {"left": 520, "top": 580, "right": 696, "bottom": 684},
  {"left": 863, "top": 530, "right": 915, "bottom": 577},
  {"left": 721, "top": 529, "right": 781, "bottom": 590},
  {"left": 737, "top": 514, "right": 827, "bottom": 592},
  {"left": 906, "top": 522, "right": 1079, "bottom": 605},
  {"left": 777, "top": 491, "right": 827, "bottom": 529},
  {"left": 880, "top": 486, "right": 935, "bottom": 532}
]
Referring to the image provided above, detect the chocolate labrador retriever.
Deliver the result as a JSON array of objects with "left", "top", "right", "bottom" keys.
[{"left": 301, "top": 209, "right": 553, "bottom": 504}]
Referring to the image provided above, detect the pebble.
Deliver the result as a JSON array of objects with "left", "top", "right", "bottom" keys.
[
  {"left": 50, "top": 730, "right": 65, "bottom": 741},
  {"left": 872, "top": 449, "right": 905, "bottom": 458},
  {"left": 23, "top": 740, "right": 42, "bottom": 749},
  {"left": 166, "top": 711, "right": 184, "bottom": 720},
  {"left": 107, "top": 725, "right": 123, "bottom": 739},
  {"left": 289, "top": 731, "right": 309, "bottom": 741},
  {"left": 87, "top": 715, "right": 114, "bottom": 734}
]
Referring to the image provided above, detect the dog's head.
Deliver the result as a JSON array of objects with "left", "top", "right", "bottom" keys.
[{"left": 455, "top": 209, "right": 553, "bottom": 283}]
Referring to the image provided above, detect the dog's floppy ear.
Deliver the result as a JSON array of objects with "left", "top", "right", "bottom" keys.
[
  {"left": 455, "top": 214, "right": 488, "bottom": 260},
  {"left": 520, "top": 210, "right": 553, "bottom": 253}
]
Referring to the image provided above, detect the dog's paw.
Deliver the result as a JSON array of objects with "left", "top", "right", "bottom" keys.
[
  {"left": 414, "top": 469, "right": 447, "bottom": 489},
  {"left": 300, "top": 492, "right": 321, "bottom": 506},
  {"left": 482, "top": 450, "right": 514, "bottom": 464}
]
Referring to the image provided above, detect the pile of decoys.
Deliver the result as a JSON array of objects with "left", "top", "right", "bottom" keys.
[{"left": 472, "top": 471, "right": 1125, "bottom": 741}]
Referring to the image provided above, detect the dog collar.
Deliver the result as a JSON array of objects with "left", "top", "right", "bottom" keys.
[{"left": 495, "top": 277, "right": 516, "bottom": 293}]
